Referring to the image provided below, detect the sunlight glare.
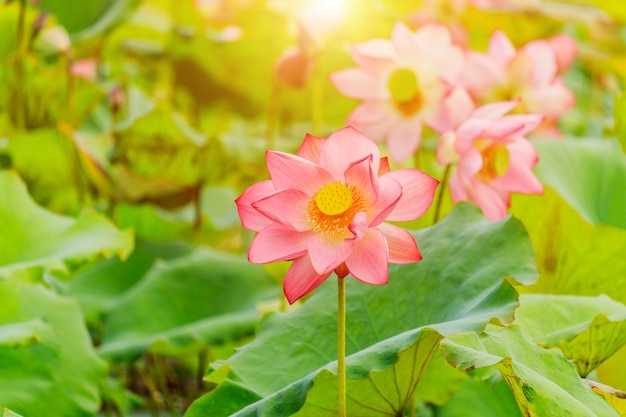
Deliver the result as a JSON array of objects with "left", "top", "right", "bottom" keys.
[{"left": 300, "top": 0, "right": 350, "bottom": 27}]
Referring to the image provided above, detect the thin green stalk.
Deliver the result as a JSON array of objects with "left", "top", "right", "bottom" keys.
[
  {"left": 16, "top": 0, "right": 27, "bottom": 58},
  {"left": 14, "top": 0, "right": 27, "bottom": 129},
  {"left": 337, "top": 275, "right": 347, "bottom": 417},
  {"left": 432, "top": 164, "right": 451, "bottom": 224}
]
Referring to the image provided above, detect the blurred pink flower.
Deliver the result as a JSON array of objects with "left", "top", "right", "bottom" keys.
[
  {"left": 236, "top": 127, "right": 438, "bottom": 303},
  {"left": 462, "top": 30, "right": 575, "bottom": 130},
  {"left": 274, "top": 47, "right": 315, "bottom": 89},
  {"left": 437, "top": 95, "right": 544, "bottom": 221},
  {"left": 330, "top": 23, "right": 464, "bottom": 164},
  {"left": 70, "top": 58, "right": 98, "bottom": 81}
]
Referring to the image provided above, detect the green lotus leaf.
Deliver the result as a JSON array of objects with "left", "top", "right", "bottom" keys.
[
  {"left": 511, "top": 187, "right": 626, "bottom": 300},
  {"left": 514, "top": 294, "right": 626, "bottom": 377},
  {"left": 533, "top": 138, "right": 626, "bottom": 230},
  {"left": 65, "top": 239, "right": 195, "bottom": 322},
  {"left": 97, "top": 247, "right": 279, "bottom": 361},
  {"left": 0, "top": 280, "right": 107, "bottom": 416},
  {"left": 0, "top": 170, "right": 133, "bottom": 278},
  {"left": 441, "top": 324, "right": 618, "bottom": 417},
  {"left": 185, "top": 203, "right": 538, "bottom": 416},
  {"left": 435, "top": 378, "right": 523, "bottom": 417}
]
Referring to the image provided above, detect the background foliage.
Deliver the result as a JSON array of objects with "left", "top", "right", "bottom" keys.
[{"left": 1, "top": 0, "right": 625, "bottom": 416}]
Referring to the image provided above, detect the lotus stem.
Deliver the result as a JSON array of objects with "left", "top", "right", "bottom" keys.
[
  {"left": 338, "top": 275, "right": 347, "bottom": 417},
  {"left": 433, "top": 164, "right": 451, "bottom": 224}
]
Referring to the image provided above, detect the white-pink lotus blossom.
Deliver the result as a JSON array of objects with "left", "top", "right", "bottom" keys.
[
  {"left": 330, "top": 23, "right": 464, "bottom": 164},
  {"left": 462, "top": 30, "right": 575, "bottom": 132}
]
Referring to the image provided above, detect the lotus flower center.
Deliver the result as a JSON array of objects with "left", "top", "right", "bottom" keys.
[
  {"left": 315, "top": 182, "right": 353, "bottom": 215},
  {"left": 476, "top": 143, "right": 510, "bottom": 182},
  {"left": 388, "top": 68, "right": 423, "bottom": 117},
  {"left": 307, "top": 183, "right": 365, "bottom": 239}
]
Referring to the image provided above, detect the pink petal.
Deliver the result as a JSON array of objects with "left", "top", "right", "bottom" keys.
[
  {"left": 507, "top": 137, "right": 539, "bottom": 165},
  {"left": 458, "top": 148, "right": 484, "bottom": 178},
  {"left": 345, "top": 228, "right": 388, "bottom": 285},
  {"left": 455, "top": 119, "right": 490, "bottom": 154},
  {"left": 471, "top": 100, "right": 518, "bottom": 119},
  {"left": 507, "top": 52, "right": 533, "bottom": 85},
  {"left": 449, "top": 169, "right": 468, "bottom": 203},
  {"left": 307, "top": 234, "right": 353, "bottom": 275},
  {"left": 369, "top": 175, "right": 402, "bottom": 226},
  {"left": 386, "top": 119, "right": 423, "bottom": 164},
  {"left": 523, "top": 40, "right": 557, "bottom": 86},
  {"left": 482, "top": 119, "right": 525, "bottom": 139},
  {"left": 488, "top": 30, "right": 516, "bottom": 69},
  {"left": 348, "top": 212, "right": 369, "bottom": 241},
  {"left": 463, "top": 52, "right": 504, "bottom": 93},
  {"left": 377, "top": 222, "right": 421, "bottom": 264},
  {"left": 414, "top": 25, "right": 463, "bottom": 82},
  {"left": 330, "top": 68, "right": 387, "bottom": 100},
  {"left": 383, "top": 169, "right": 439, "bottom": 222},
  {"left": 345, "top": 155, "right": 378, "bottom": 205},
  {"left": 297, "top": 133, "right": 325, "bottom": 163},
  {"left": 235, "top": 180, "right": 276, "bottom": 232},
  {"left": 441, "top": 87, "right": 475, "bottom": 131},
  {"left": 249, "top": 224, "right": 310, "bottom": 263},
  {"left": 352, "top": 39, "right": 398, "bottom": 76},
  {"left": 497, "top": 114, "right": 544, "bottom": 137},
  {"left": 424, "top": 89, "right": 457, "bottom": 134},
  {"left": 414, "top": 24, "right": 454, "bottom": 55},
  {"left": 437, "top": 131, "right": 460, "bottom": 166},
  {"left": 523, "top": 81, "right": 575, "bottom": 117},
  {"left": 492, "top": 157, "right": 543, "bottom": 194},
  {"left": 468, "top": 181, "right": 509, "bottom": 221},
  {"left": 391, "top": 22, "right": 420, "bottom": 59},
  {"left": 348, "top": 101, "right": 398, "bottom": 143},
  {"left": 548, "top": 35, "right": 577, "bottom": 74},
  {"left": 438, "top": 45, "right": 465, "bottom": 84},
  {"left": 266, "top": 151, "right": 334, "bottom": 195},
  {"left": 251, "top": 188, "right": 311, "bottom": 232},
  {"left": 283, "top": 255, "right": 331, "bottom": 304},
  {"left": 320, "top": 126, "right": 381, "bottom": 181},
  {"left": 490, "top": 140, "right": 543, "bottom": 194}
]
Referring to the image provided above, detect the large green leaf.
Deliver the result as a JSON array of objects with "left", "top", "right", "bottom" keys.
[
  {"left": 0, "top": 280, "right": 107, "bottom": 416},
  {"left": 510, "top": 188, "right": 626, "bottom": 299},
  {"left": 97, "top": 247, "right": 279, "bottom": 361},
  {"left": 441, "top": 324, "right": 618, "bottom": 417},
  {"left": 65, "top": 239, "right": 195, "bottom": 322},
  {"left": 38, "top": 0, "right": 139, "bottom": 39},
  {"left": 533, "top": 139, "right": 626, "bottom": 230},
  {"left": 185, "top": 203, "right": 538, "bottom": 416},
  {"left": 435, "top": 379, "right": 523, "bottom": 417},
  {"left": 511, "top": 168, "right": 626, "bottom": 394},
  {"left": 515, "top": 294, "right": 626, "bottom": 377},
  {"left": 0, "top": 170, "right": 133, "bottom": 277}
]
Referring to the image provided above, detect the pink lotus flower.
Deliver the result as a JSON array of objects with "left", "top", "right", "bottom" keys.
[
  {"left": 236, "top": 127, "right": 439, "bottom": 303},
  {"left": 330, "top": 23, "right": 464, "bottom": 164},
  {"left": 437, "top": 90, "right": 544, "bottom": 221},
  {"left": 462, "top": 30, "right": 575, "bottom": 129}
]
